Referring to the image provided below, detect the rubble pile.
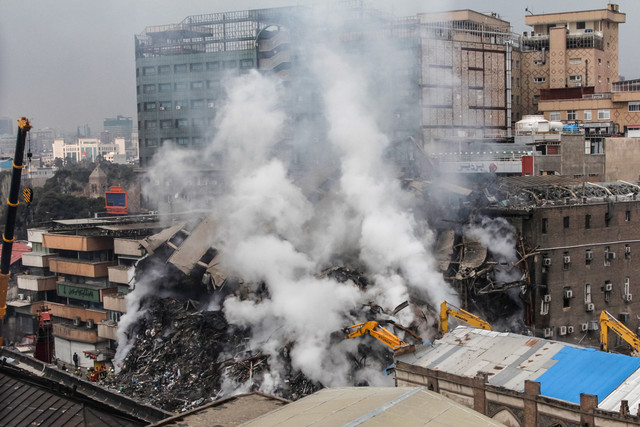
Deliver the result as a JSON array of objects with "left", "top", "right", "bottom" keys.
[{"left": 106, "top": 298, "right": 321, "bottom": 412}]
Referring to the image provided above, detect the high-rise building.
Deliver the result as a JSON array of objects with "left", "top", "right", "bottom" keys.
[{"left": 103, "top": 115, "right": 133, "bottom": 145}]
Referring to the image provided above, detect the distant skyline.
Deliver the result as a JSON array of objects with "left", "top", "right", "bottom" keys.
[{"left": 1, "top": 0, "right": 638, "bottom": 133}]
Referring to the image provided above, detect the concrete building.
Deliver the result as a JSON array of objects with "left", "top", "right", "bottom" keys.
[
  {"left": 395, "top": 326, "right": 640, "bottom": 425},
  {"left": 0, "top": 117, "right": 13, "bottom": 136},
  {"left": 518, "top": 4, "right": 626, "bottom": 116},
  {"left": 53, "top": 137, "right": 125, "bottom": 163}
]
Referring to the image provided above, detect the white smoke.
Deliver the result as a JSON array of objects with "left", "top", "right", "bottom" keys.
[
  {"left": 125, "top": 5, "right": 460, "bottom": 393},
  {"left": 464, "top": 216, "right": 520, "bottom": 283}
]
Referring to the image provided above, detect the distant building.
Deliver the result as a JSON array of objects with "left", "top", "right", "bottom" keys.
[
  {"left": 103, "top": 115, "right": 133, "bottom": 146},
  {"left": 30, "top": 128, "right": 57, "bottom": 154},
  {"left": 53, "top": 137, "right": 125, "bottom": 163},
  {"left": 76, "top": 124, "right": 91, "bottom": 138}
]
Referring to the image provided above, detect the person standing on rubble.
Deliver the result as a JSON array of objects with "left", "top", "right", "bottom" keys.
[{"left": 73, "top": 352, "right": 79, "bottom": 369}]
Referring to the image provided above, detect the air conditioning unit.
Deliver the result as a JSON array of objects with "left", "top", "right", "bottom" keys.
[
  {"left": 543, "top": 294, "right": 551, "bottom": 303},
  {"left": 543, "top": 327, "right": 553, "bottom": 338},
  {"left": 543, "top": 257, "right": 552, "bottom": 266},
  {"left": 73, "top": 316, "right": 81, "bottom": 326},
  {"left": 586, "top": 250, "right": 593, "bottom": 260},
  {"left": 567, "top": 325, "right": 575, "bottom": 334},
  {"left": 607, "top": 252, "right": 616, "bottom": 260},
  {"left": 563, "top": 256, "right": 571, "bottom": 264},
  {"left": 626, "top": 246, "right": 632, "bottom": 254},
  {"left": 159, "top": 106, "right": 166, "bottom": 111},
  {"left": 26, "top": 295, "right": 31, "bottom": 302},
  {"left": 17, "top": 293, "right": 24, "bottom": 301},
  {"left": 588, "top": 320, "right": 599, "bottom": 331},
  {"left": 559, "top": 326, "right": 567, "bottom": 336},
  {"left": 585, "top": 302, "right": 595, "bottom": 312},
  {"left": 624, "top": 293, "right": 633, "bottom": 302},
  {"left": 564, "top": 289, "right": 573, "bottom": 299},
  {"left": 604, "top": 283, "right": 613, "bottom": 292},
  {"left": 581, "top": 323, "right": 589, "bottom": 332},
  {"left": 86, "top": 319, "right": 95, "bottom": 328},
  {"left": 176, "top": 105, "right": 181, "bottom": 110},
  {"left": 207, "top": 102, "right": 215, "bottom": 108}
]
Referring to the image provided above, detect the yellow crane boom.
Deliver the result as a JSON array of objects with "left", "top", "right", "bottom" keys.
[
  {"left": 600, "top": 310, "right": 640, "bottom": 353},
  {"left": 439, "top": 301, "right": 492, "bottom": 335}
]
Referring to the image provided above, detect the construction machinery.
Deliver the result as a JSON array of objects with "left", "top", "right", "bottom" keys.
[
  {"left": 439, "top": 301, "right": 492, "bottom": 335},
  {"left": 344, "top": 321, "right": 409, "bottom": 351},
  {"left": 600, "top": 310, "right": 640, "bottom": 354},
  {"left": 0, "top": 118, "right": 31, "bottom": 346}
]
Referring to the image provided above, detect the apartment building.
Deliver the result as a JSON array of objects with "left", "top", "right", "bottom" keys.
[{"left": 519, "top": 4, "right": 625, "bottom": 116}]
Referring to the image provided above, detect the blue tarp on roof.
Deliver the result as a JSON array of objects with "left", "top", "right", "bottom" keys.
[{"left": 535, "top": 346, "right": 640, "bottom": 404}]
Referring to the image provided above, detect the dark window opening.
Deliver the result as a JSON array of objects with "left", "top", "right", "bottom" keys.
[
  {"left": 542, "top": 218, "right": 548, "bottom": 234},
  {"left": 563, "top": 216, "right": 570, "bottom": 228}
]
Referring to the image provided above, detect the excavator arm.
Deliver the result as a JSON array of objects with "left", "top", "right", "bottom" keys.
[
  {"left": 439, "top": 301, "right": 492, "bottom": 335},
  {"left": 346, "top": 321, "right": 408, "bottom": 351},
  {"left": 600, "top": 310, "right": 640, "bottom": 353}
]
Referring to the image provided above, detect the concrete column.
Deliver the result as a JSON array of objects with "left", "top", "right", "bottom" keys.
[
  {"left": 580, "top": 393, "right": 598, "bottom": 427},
  {"left": 524, "top": 380, "right": 540, "bottom": 427},
  {"left": 473, "top": 372, "right": 488, "bottom": 415}
]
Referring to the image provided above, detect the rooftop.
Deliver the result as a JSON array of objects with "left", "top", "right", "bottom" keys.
[{"left": 396, "top": 327, "right": 640, "bottom": 413}]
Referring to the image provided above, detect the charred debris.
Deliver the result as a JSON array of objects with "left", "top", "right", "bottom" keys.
[{"left": 106, "top": 175, "right": 640, "bottom": 412}]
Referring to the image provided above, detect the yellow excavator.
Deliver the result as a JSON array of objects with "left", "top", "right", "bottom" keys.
[
  {"left": 600, "top": 310, "right": 640, "bottom": 354},
  {"left": 439, "top": 301, "right": 492, "bottom": 336},
  {"left": 344, "top": 321, "right": 412, "bottom": 351}
]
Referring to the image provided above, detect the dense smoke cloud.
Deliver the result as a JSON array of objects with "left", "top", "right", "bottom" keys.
[{"left": 130, "top": 5, "right": 459, "bottom": 392}]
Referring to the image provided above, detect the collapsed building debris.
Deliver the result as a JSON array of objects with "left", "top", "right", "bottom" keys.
[{"left": 106, "top": 298, "right": 322, "bottom": 412}]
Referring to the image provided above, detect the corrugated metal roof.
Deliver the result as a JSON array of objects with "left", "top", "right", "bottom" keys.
[
  {"left": 241, "top": 387, "right": 504, "bottom": 426},
  {"left": 396, "top": 327, "right": 640, "bottom": 410}
]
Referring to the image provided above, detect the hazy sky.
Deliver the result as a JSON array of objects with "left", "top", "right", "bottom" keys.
[{"left": 1, "top": 0, "right": 638, "bottom": 134}]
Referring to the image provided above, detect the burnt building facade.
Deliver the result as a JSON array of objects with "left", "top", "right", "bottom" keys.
[{"left": 487, "top": 177, "right": 640, "bottom": 350}]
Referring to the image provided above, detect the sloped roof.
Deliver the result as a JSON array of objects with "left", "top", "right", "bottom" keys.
[
  {"left": 241, "top": 387, "right": 504, "bottom": 426},
  {"left": 396, "top": 326, "right": 640, "bottom": 412}
]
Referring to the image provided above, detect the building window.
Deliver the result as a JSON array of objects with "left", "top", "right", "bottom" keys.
[
  {"left": 569, "top": 75, "right": 582, "bottom": 82},
  {"left": 567, "top": 110, "right": 577, "bottom": 121},
  {"left": 533, "top": 77, "right": 546, "bottom": 83},
  {"left": 207, "top": 99, "right": 215, "bottom": 109},
  {"left": 584, "top": 110, "right": 592, "bottom": 120},
  {"left": 158, "top": 65, "right": 170, "bottom": 75},
  {"left": 176, "top": 119, "right": 188, "bottom": 128},
  {"left": 240, "top": 59, "right": 254, "bottom": 68},
  {"left": 159, "top": 101, "right": 172, "bottom": 111},
  {"left": 177, "top": 137, "right": 189, "bottom": 145},
  {"left": 190, "top": 63, "right": 203, "bottom": 72},
  {"left": 585, "top": 283, "right": 592, "bottom": 303},
  {"left": 225, "top": 60, "right": 237, "bottom": 69},
  {"left": 540, "top": 299, "right": 549, "bottom": 315},
  {"left": 569, "top": 57, "right": 582, "bottom": 65},
  {"left": 142, "top": 66, "right": 156, "bottom": 76},
  {"left": 626, "top": 210, "right": 631, "bottom": 221},
  {"left": 174, "top": 82, "right": 187, "bottom": 91},
  {"left": 145, "top": 139, "right": 157, "bottom": 147},
  {"left": 563, "top": 251, "right": 571, "bottom": 270},
  {"left": 563, "top": 216, "right": 570, "bottom": 228},
  {"left": 145, "top": 120, "right": 157, "bottom": 129},
  {"left": 598, "top": 58, "right": 602, "bottom": 65},
  {"left": 158, "top": 83, "right": 171, "bottom": 93},
  {"left": 585, "top": 214, "right": 591, "bottom": 229},
  {"left": 160, "top": 138, "right": 173, "bottom": 146},
  {"left": 607, "top": 60, "right": 610, "bottom": 69},
  {"left": 174, "top": 100, "right": 186, "bottom": 110},
  {"left": 577, "top": 21, "right": 586, "bottom": 30},
  {"left": 191, "top": 99, "right": 204, "bottom": 109},
  {"left": 605, "top": 246, "right": 613, "bottom": 266},
  {"left": 206, "top": 61, "right": 220, "bottom": 71},
  {"left": 604, "top": 281, "right": 612, "bottom": 302},
  {"left": 193, "top": 118, "right": 205, "bottom": 127},
  {"left": 143, "top": 84, "right": 156, "bottom": 94},
  {"left": 542, "top": 218, "right": 548, "bottom": 234},
  {"left": 590, "top": 138, "right": 604, "bottom": 154},
  {"left": 563, "top": 288, "right": 572, "bottom": 308},
  {"left": 598, "top": 109, "right": 610, "bottom": 120},
  {"left": 160, "top": 120, "right": 172, "bottom": 129},
  {"left": 174, "top": 64, "right": 187, "bottom": 73},
  {"left": 143, "top": 102, "right": 156, "bottom": 112},
  {"left": 629, "top": 102, "right": 640, "bottom": 112},
  {"left": 549, "top": 111, "right": 561, "bottom": 121},
  {"left": 191, "top": 81, "right": 204, "bottom": 90},
  {"left": 598, "top": 75, "right": 602, "bottom": 83},
  {"left": 625, "top": 244, "right": 631, "bottom": 259}
]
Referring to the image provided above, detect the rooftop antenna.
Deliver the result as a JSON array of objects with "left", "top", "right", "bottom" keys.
[{"left": 525, "top": 7, "right": 534, "bottom": 15}]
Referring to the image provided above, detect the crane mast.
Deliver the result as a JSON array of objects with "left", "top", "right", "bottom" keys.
[{"left": 0, "top": 117, "right": 31, "bottom": 346}]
